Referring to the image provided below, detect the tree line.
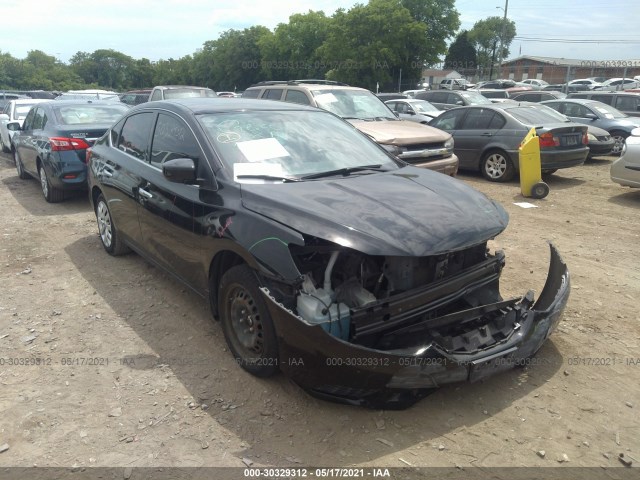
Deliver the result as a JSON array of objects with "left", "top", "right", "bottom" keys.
[{"left": 0, "top": 0, "right": 515, "bottom": 93}]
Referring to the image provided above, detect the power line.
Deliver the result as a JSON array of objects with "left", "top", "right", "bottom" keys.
[{"left": 514, "top": 36, "right": 640, "bottom": 44}]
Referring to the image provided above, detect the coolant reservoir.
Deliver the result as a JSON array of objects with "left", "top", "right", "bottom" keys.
[{"left": 297, "top": 289, "right": 350, "bottom": 340}]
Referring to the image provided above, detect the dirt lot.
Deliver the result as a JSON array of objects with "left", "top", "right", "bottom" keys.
[{"left": 0, "top": 149, "right": 638, "bottom": 477}]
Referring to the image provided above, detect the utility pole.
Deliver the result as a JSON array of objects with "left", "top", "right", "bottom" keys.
[
  {"left": 398, "top": 68, "right": 402, "bottom": 93},
  {"left": 496, "top": 0, "right": 509, "bottom": 80}
]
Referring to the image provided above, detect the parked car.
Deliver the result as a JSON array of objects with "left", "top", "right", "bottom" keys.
[
  {"left": 543, "top": 84, "right": 586, "bottom": 94},
  {"left": 384, "top": 98, "right": 443, "bottom": 122},
  {"left": 119, "top": 90, "right": 152, "bottom": 106},
  {"left": 56, "top": 89, "right": 120, "bottom": 101},
  {"left": 566, "top": 92, "right": 640, "bottom": 118},
  {"left": 593, "top": 78, "right": 640, "bottom": 92},
  {"left": 541, "top": 98, "right": 640, "bottom": 154},
  {"left": 568, "top": 79, "right": 603, "bottom": 90},
  {"left": 474, "top": 79, "right": 520, "bottom": 90},
  {"left": 510, "top": 91, "right": 567, "bottom": 102},
  {"left": 428, "top": 103, "right": 589, "bottom": 182},
  {"left": 148, "top": 85, "right": 218, "bottom": 101},
  {"left": 0, "top": 99, "right": 50, "bottom": 152},
  {"left": 476, "top": 89, "right": 513, "bottom": 103},
  {"left": 87, "top": 97, "right": 570, "bottom": 408},
  {"left": 10, "top": 100, "right": 129, "bottom": 202},
  {"left": 402, "top": 89, "right": 429, "bottom": 97},
  {"left": 244, "top": 80, "right": 458, "bottom": 176},
  {"left": 611, "top": 127, "right": 640, "bottom": 188},
  {"left": 0, "top": 92, "right": 29, "bottom": 110},
  {"left": 375, "top": 93, "right": 407, "bottom": 101},
  {"left": 520, "top": 79, "right": 549, "bottom": 90},
  {"left": 439, "top": 78, "right": 475, "bottom": 90},
  {"left": 217, "top": 91, "right": 237, "bottom": 98},
  {"left": 516, "top": 102, "right": 614, "bottom": 158},
  {"left": 415, "top": 90, "right": 492, "bottom": 110}
]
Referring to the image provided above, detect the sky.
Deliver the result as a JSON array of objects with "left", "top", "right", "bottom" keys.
[{"left": 2, "top": 0, "right": 640, "bottom": 64}]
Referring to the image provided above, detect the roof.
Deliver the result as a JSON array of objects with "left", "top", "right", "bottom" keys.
[
  {"left": 503, "top": 55, "right": 640, "bottom": 66},
  {"left": 137, "top": 97, "right": 318, "bottom": 114}
]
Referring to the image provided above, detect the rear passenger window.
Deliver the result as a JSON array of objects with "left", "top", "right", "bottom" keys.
[
  {"left": 150, "top": 113, "right": 201, "bottom": 168},
  {"left": 32, "top": 107, "right": 46, "bottom": 130},
  {"left": 615, "top": 96, "right": 640, "bottom": 112},
  {"left": 262, "top": 89, "right": 283, "bottom": 100},
  {"left": 118, "top": 112, "right": 155, "bottom": 161},
  {"left": 110, "top": 117, "right": 125, "bottom": 145},
  {"left": 431, "top": 109, "right": 466, "bottom": 130},
  {"left": 284, "top": 90, "right": 310, "bottom": 105},
  {"left": 591, "top": 95, "right": 613, "bottom": 105},
  {"left": 242, "top": 89, "right": 260, "bottom": 99},
  {"left": 461, "top": 109, "right": 500, "bottom": 129}
]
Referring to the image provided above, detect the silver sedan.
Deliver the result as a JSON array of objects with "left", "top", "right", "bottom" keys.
[{"left": 611, "top": 127, "right": 640, "bottom": 188}]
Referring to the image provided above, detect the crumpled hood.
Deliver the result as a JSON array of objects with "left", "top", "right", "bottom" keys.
[
  {"left": 349, "top": 119, "right": 450, "bottom": 146},
  {"left": 241, "top": 167, "right": 508, "bottom": 256}
]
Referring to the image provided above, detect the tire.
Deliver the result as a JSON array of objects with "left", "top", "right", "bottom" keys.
[
  {"left": 218, "top": 264, "right": 279, "bottom": 378},
  {"left": 95, "top": 193, "right": 130, "bottom": 256},
  {"left": 530, "top": 181, "right": 550, "bottom": 199},
  {"left": 39, "top": 164, "right": 64, "bottom": 203},
  {"left": 610, "top": 131, "right": 628, "bottom": 156},
  {"left": 481, "top": 150, "right": 515, "bottom": 182},
  {"left": 14, "top": 149, "right": 29, "bottom": 180},
  {"left": 0, "top": 134, "right": 9, "bottom": 153}
]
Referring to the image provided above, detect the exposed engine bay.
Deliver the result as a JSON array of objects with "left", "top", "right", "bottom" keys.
[{"left": 284, "top": 237, "right": 520, "bottom": 355}]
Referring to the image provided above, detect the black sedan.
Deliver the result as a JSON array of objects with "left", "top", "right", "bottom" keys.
[
  {"left": 88, "top": 98, "right": 570, "bottom": 408},
  {"left": 429, "top": 104, "right": 589, "bottom": 182},
  {"left": 10, "top": 100, "right": 129, "bottom": 202}
]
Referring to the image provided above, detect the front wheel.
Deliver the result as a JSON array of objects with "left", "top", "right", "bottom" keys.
[
  {"left": 481, "top": 150, "right": 515, "bottom": 182},
  {"left": 14, "top": 149, "right": 29, "bottom": 180},
  {"left": 218, "top": 265, "right": 279, "bottom": 378},
  {"left": 610, "top": 131, "right": 628, "bottom": 155}
]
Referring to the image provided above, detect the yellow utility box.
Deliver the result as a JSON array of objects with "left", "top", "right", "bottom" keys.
[{"left": 518, "top": 127, "right": 549, "bottom": 199}]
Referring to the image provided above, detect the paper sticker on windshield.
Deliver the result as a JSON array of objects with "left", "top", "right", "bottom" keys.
[
  {"left": 233, "top": 162, "right": 286, "bottom": 183},
  {"left": 236, "top": 138, "right": 290, "bottom": 162},
  {"left": 314, "top": 93, "right": 338, "bottom": 104}
]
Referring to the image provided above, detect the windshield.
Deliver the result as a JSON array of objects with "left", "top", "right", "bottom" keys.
[
  {"left": 506, "top": 106, "right": 567, "bottom": 125},
  {"left": 459, "top": 91, "right": 492, "bottom": 104},
  {"left": 410, "top": 100, "right": 439, "bottom": 113},
  {"left": 164, "top": 88, "right": 217, "bottom": 99},
  {"left": 54, "top": 104, "right": 129, "bottom": 125},
  {"left": 15, "top": 104, "right": 37, "bottom": 120},
  {"left": 311, "top": 89, "right": 395, "bottom": 120},
  {"left": 590, "top": 103, "right": 627, "bottom": 119},
  {"left": 198, "top": 110, "right": 397, "bottom": 183}
]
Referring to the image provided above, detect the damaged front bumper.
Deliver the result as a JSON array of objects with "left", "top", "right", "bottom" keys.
[{"left": 260, "top": 244, "right": 570, "bottom": 409}]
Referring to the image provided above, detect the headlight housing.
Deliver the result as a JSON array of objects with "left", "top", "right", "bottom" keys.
[
  {"left": 444, "top": 136, "right": 455, "bottom": 152},
  {"left": 587, "top": 133, "right": 597, "bottom": 142}
]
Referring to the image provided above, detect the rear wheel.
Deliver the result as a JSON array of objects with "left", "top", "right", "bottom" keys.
[
  {"left": 39, "top": 164, "right": 64, "bottom": 203},
  {"left": 610, "top": 130, "right": 628, "bottom": 155},
  {"left": 14, "top": 149, "right": 29, "bottom": 180},
  {"left": 218, "top": 264, "right": 279, "bottom": 378},
  {"left": 95, "top": 193, "right": 130, "bottom": 255},
  {"left": 481, "top": 150, "right": 515, "bottom": 182}
]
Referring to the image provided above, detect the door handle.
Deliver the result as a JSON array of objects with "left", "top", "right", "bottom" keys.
[
  {"left": 101, "top": 168, "right": 113, "bottom": 178},
  {"left": 481, "top": 133, "right": 493, "bottom": 137},
  {"left": 138, "top": 188, "right": 153, "bottom": 199}
]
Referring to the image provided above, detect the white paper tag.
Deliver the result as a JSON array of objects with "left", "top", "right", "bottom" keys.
[
  {"left": 236, "top": 138, "right": 290, "bottom": 162},
  {"left": 514, "top": 202, "right": 539, "bottom": 209}
]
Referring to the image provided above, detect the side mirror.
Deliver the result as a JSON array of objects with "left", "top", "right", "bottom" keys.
[
  {"left": 585, "top": 113, "right": 598, "bottom": 120},
  {"left": 6, "top": 122, "right": 21, "bottom": 131},
  {"left": 456, "top": 100, "right": 464, "bottom": 106},
  {"left": 408, "top": 109, "right": 416, "bottom": 115},
  {"left": 163, "top": 157, "right": 197, "bottom": 184}
]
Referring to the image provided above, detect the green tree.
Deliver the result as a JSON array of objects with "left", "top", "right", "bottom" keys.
[
  {"left": 319, "top": 0, "right": 428, "bottom": 91},
  {"left": 259, "top": 10, "right": 332, "bottom": 79},
  {"left": 468, "top": 16, "right": 516, "bottom": 76},
  {"left": 444, "top": 30, "right": 477, "bottom": 76},
  {"left": 400, "top": 0, "right": 460, "bottom": 66},
  {"left": 193, "top": 26, "right": 272, "bottom": 90}
]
